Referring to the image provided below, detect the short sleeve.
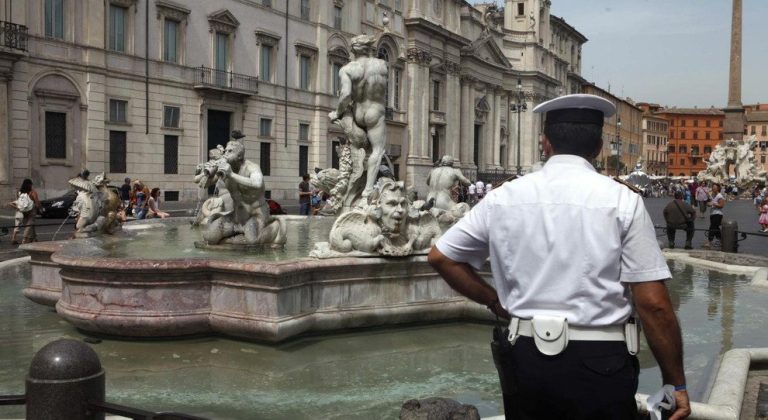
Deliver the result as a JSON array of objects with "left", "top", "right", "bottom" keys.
[
  {"left": 620, "top": 198, "right": 671, "bottom": 282},
  {"left": 435, "top": 198, "right": 491, "bottom": 269}
]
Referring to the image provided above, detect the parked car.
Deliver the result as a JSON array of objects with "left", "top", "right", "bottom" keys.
[{"left": 38, "top": 186, "right": 120, "bottom": 219}]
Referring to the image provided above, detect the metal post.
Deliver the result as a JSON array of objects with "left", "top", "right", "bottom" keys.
[
  {"left": 516, "top": 79, "right": 523, "bottom": 175},
  {"left": 721, "top": 220, "right": 738, "bottom": 253},
  {"left": 26, "top": 339, "right": 105, "bottom": 419}
]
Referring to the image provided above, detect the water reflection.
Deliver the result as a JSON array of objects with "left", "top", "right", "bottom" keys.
[{"left": 2, "top": 259, "right": 768, "bottom": 419}]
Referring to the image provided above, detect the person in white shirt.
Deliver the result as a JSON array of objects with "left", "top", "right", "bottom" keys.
[
  {"left": 704, "top": 183, "right": 726, "bottom": 248},
  {"left": 484, "top": 183, "right": 493, "bottom": 195},
  {"left": 468, "top": 183, "right": 477, "bottom": 204},
  {"left": 428, "top": 94, "right": 690, "bottom": 420},
  {"left": 475, "top": 180, "right": 485, "bottom": 200}
]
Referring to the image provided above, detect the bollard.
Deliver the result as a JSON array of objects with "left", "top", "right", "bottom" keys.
[
  {"left": 26, "top": 339, "right": 105, "bottom": 420},
  {"left": 721, "top": 220, "right": 738, "bottom": 253}
]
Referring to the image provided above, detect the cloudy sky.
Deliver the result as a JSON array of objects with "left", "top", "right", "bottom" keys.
[{"left": 475, "top": 1, "right": 767, "bottom": 108}]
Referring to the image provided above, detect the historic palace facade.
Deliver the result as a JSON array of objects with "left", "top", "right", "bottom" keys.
[{"left": 0, "top": 0, "right": 587, "bottom": 202}]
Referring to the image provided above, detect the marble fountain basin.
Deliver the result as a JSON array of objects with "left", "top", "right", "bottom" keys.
[{"left": 22, "top": 217, "right": 491, "bottom": 342}]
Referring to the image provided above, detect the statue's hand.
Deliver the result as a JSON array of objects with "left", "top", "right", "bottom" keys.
[
  {"left": 328, "top": 111, "right": 339, "bottom": 121},
  {"left": 217, "top": 161, "right": 232, "bottom": 179}
]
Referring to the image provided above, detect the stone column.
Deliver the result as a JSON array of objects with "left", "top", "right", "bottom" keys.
[
  {"left": 445, "top": 62, "right": 461, "bottom": 161},
  {"left": 405, "top": 47, "right": 432, "bottom": 189},
  {"left": 459, "top": 76, "right": 474, "bottom": 168},
  {"left": 0, "top": 75, "right": 10, "bottom": 186},
  {"left": 723, "top": 0, "right": 744, "bottom": 141},
  {"left": 492, "top": 88, "right": 502, "bottom": 168}
]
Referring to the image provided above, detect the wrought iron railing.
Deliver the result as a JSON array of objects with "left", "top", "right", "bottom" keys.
[
  {"left": 194, "top": 66, "right": 258, "bottom": 93},
  {"left": 0, "top": 21, "right": 28, "bottom": 51}
]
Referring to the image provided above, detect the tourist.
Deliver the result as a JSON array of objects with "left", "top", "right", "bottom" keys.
[
  {"left": 758, "top": 197, "right": 768, "bottom": 233},
  {"left": 132, "top": 181, "right": 149, "bottom": 219},
  {"left": 695, "top": 182, "right": 709, "bottom": 218},
  {"left": 704, "top": 183, "right": 726, "bottom": 249},
  {"left": 119, "top": 177, "right": 132, "bottom": 209},
  {"left": 147, "top": 188, "right": 170, "bottom": 219},
  {"left": 485, "top": 182, "right": 493, "bottom": 195},
  {"left": 683, "top": 187, "right": 692, "bottom": 205},
  {"left": 475, "top": 179, "right": 485, "bottom": 200},
  {"left": 428, "top": 94, "right": 689, "bottom": 419},
  {"left": 468, "top": 182, "right": 476, "bottom": 204},
  {"left": 8, "top": 178, "right": 40, "bottom": 245},
  {"left": 663, "top": 191, "right": 696, "bottom": 249},
  {"left": 298, "top": 174, "right": 312, "bottom": 216}
]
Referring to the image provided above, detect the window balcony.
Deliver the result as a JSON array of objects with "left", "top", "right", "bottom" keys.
[
  {"left": 193, "top": 66, "right": 258, "bottom": 96},
  {"left": 0, "top": 21, "right": 28, "bottom": 52}
]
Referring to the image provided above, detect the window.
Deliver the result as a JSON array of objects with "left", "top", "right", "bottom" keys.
[
  {"left": 108, "top": 5, "right": 127, "bottom": 52},
  {"left": 763, "top": 125, "right": 767, "bottom": 136},
  {"left": 299, "top": 54, "right": 311, "bottom": 90},
  {"left": 260, "top": 45, "right": 273, "bottom": 81},
  {"left": 331, "top": 62, "right": 342, "bottom": 95},
  {"left": 704, "top": 146, "right": 712, "bottom": 154},
  {"left": 693, "top": 120, "right": 698, "bottom": 127},
  {"left": 299, "top": 123, "right": 310, "bottom": 141},
  {"left": 163, "top": 19, "right": 179, "bottom": 63},
  {"left": 517, "top": 2, "right": 525, "bottom": 16},
  {"left": 299, "top": 145, "right": 308, "bottom": 176},
  {"left": 44, "top": 0, "right": 64, "bottom": 39},
  {"left": 680, "top": 131, "right": 686, "bottom": 140},
  {"left": 393, "top": 68, "right": 401, "bottom": 110},
  {"left": 262, "top": 0, "right": 272, "bottom": 6},
  {"left": 679, "top": 145, "right": 687, "bottom": 154},
  {"left": 333, "top": 6, "right": 342, "bottom": 30},
  {"left": 691, "top": 146, "right": 699, "bottom": 156},
  {"left": 300, "top": 0, "right": 310, "bottom": 20},
  {"left": 693, "top": 131, "right": 698, "bottom": 140},
  {"left": 706, "top": 120, "right": 711, "bottom": 127},
  {"left": 432, "top": 80, "right": 440, "bottom": 111},
  {"left": 332, "top": 139, "right": 340, "bottom": 169},
  {"left": 109, "top": 99, "right": 128, "bottom": 123},
  {"left": 215, "top": 32, "right": 229, "bottom": 71},
  {"left": 164, "top": 191, "right": 179, "bottom": 201},
  {"left": 260, "top": 142, "right": 271, "bottom": 175},
  {"left": 751, "top": 125, "right": 756, "bottom": 135},
  {"left": 260, "top": 118, "right": 272, "bottom": 137},
  {"left": 109, "top": 130, "right": 127, "bottom": 173},
  {"left": 163, "top": 106, "right": 180, "bottom": 128},
  {"left": 164, "top": 135, "right": 178, "bottom": 174},
  {"left": 45, "top": 112, "right": 66, "bottom": 159},
  {"left": 667, "top": 145, "right": 674, "bottom": 153},
  {"left": 705, "top": 131, "right": 710, "bottom": 140}
]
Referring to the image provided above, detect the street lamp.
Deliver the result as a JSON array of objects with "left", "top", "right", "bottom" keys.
[
  {"left": 511, "top": 78, "right": 527, "bottom": 175},
  {"left": 611, "top": 117, "right": 622, "bottom": 176}
]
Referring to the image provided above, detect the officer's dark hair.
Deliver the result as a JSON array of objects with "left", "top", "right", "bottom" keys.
[{"left": 544, "top": 122, "right": 603, "bottom": 158}]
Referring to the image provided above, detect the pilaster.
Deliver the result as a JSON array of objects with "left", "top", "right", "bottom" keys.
[
  {"left": 459, "top": 76, "right": 474, "bottom": 168},
  {"left": 405, "top": 47, "right": 432, "bottom": 189},
  {"left": 445, "top": 61, "right": 461, "bottom": 161}
]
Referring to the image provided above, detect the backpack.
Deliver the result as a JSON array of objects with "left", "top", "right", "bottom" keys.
[{"left": 16, "top": 192, "right": 34, "bottom": 213}]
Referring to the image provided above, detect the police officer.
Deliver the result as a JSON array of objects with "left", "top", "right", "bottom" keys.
[{"left": 428, "top": 94, "right": 690, "bottom": 419}]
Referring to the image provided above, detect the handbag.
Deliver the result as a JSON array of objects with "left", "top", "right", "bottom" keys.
[{"left": 15, "top": 193, "right": 34, "bottom": 213}]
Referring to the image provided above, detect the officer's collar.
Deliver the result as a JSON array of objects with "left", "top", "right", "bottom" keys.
[{"left": 543, "top": 154, "right": 596, "bottom": 171}]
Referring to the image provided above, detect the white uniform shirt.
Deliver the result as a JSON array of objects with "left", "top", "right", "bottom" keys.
[{"left": 436, "top": 155, "right": 671, "bottom": 326}]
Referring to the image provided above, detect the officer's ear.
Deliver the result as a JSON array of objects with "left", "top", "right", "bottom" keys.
[
  {"left": 589, "top": 138, "right": 604, "bottom": 160},
  {"left": 541, "top": 136, "right": 554, "bottom": 158}
]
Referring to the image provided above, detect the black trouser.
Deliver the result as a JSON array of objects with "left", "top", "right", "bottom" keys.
[
  {"left": 708, "top": 214, "right": 723, "bottom": 241},
  {"left": 666, "top": 222, "right": 694, "bottom": 247},
  {"left": 493, "top": 333, "right": 639, "bottom": 420}
]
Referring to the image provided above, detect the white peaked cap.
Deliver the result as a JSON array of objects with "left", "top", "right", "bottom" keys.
[{"left": 533, "top": 94, "right": 617, "bottom": 118}]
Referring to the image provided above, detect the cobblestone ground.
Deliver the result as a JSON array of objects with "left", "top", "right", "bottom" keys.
[{"left": 643, "top": 196, "right": 768, "bottom": 257}]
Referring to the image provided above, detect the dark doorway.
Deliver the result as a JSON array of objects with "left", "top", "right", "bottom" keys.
[
  {"left": 207, "top": 110, "right": 231, "bottom": 153},
  {"left": 432, "top": 129, "right": 440, "bottom": 164},
  {"left": 207, "top": 110, "right": 231, "bottom": 194},
  {"left": 473, "top": 124, "right": 482, "bottom": 167}
]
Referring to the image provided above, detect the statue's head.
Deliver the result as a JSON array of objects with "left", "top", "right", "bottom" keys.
[
  {"left": 370, "top": 179, "right": 408, "bottom": 234},
  {"left": 223, "top": 140, "right": 245, "bottom": 165},
  {"left": 440, "top": 155, "right": 455, "bottom": 167},
  {"left": 209, "top": 146, "right": 224, "bottom": 160},
  {"left": 351, "top": 34, "right": 376, "bottom": 57}
]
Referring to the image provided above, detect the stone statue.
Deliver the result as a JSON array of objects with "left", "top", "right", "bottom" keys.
[
  {"left": 327, "top": 34, "right": 389, "bottom": 207},
  {"left": 193, "top": 132, "right": 286, "bottom": 247},
  {"left": 698, "top": 136, "right": 765, "bottom": 189},
  {"left": 425, "top": 155, "right": 471, "bottom": 224},
  {"left": 310, "top": 179, "right": 442, "bottom": 258},
  {"left": 68, "top": 173, "right": 121, "bottom": 237},
  {"left": 625, "top": 159, "right": 651, "bottom": 193}
]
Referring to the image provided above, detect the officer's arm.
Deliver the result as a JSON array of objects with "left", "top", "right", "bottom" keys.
[
  {"left": 428, "top": 247, "right": 509, "bottom": 319},
  {"left": 629, "top": 280, "right": 691, "bottom": 420}
]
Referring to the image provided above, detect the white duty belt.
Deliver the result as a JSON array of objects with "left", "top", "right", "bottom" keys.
[
  {"left": 514, "top": 318, "right": 625, "bottom": 341},
  {"left": 507, "top": 316, "right": 636, "bottom": 356}
]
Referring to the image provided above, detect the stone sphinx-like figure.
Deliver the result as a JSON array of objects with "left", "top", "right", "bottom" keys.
[
  {"left": 425, "top": 155, "right": 471, "bottom": 224},
  {"left": 325, "top": 34, "right": 389, "bottom": 211},
  {"left": 310, "top": 179, "right": 442, "bottom": 258},
  {"left": 193, "top": 132, "right": 286, "bottom": 247},
  {"left": 68, "top": 173, "right": 121, "bottom": 237}
]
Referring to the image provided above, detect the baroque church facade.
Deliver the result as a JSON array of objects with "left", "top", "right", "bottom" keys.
[{"left": 0, "top": 0, "right": 587, "bottom": 202}]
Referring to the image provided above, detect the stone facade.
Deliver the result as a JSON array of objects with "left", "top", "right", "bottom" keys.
[
  {"left": 637, "top": 103, "right": 668, "bottom": 176},
  {"left": 745, "top": 105, "right": 768, "bottom": 173},
  {"left": 0, "top": 0, "right": 587, "bottom": 203},
  {"left": 655, "top": 108, "right": 724, "bottom": 177}
]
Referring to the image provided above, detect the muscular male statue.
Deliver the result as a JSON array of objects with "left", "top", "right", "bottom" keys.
[
  {"left": 328, "top": 34, "right": 389, "bottom": 198},
  {"left": 426, "top": 155, "right": 472, "bottom": 212},
  {"left": 204, "top": 139, "right": 285, "bottom": 246}
]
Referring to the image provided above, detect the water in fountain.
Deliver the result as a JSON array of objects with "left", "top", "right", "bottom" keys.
[{"left": 2, "top": 258, "right": 768, "bottom": 419}]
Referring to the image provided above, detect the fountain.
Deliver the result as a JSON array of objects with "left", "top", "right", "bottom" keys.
[
  {"left": 21, "top": 32, "right": 482, "bottom": 343},
  {"left": 698, "top": 135, "right": 766, "bottom": 188}
]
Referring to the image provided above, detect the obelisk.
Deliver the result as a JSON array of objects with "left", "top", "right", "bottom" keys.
[{"left": 722, "top": 0, "right": 745, "bottom": 141}]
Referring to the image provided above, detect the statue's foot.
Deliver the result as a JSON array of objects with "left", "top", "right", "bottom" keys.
[{"left": 361, "top": 188, "right": 373, "bottom": 200}]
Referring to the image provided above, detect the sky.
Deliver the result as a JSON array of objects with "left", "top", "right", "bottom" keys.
[{"left": 475, "top": 0, "right": 768, "bottom": 108}]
